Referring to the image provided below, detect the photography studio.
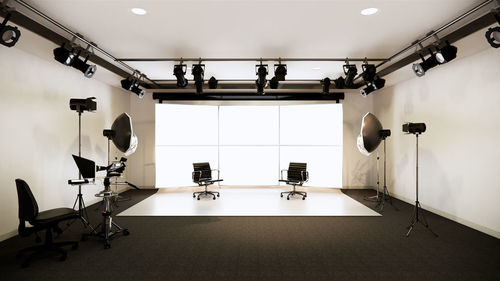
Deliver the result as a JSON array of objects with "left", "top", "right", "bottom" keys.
[{"left": 0, "top": 0, "right": 499, "bottom": 280}]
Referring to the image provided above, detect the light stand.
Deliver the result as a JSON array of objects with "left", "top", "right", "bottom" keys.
[
  {"left": 375, "top": 132, "right": 397, "bottom": 211},
  {"left": 69, "top": 99, "right": 96, "bottom": 233},
  {"left": 406, "top": 132, "right": 438, "bottom": 237},
  {"left": 364, "top": 151, "right": 380, "bottom": 202}
]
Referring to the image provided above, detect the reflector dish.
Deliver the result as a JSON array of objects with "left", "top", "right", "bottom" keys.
[
  {"left": 110, "top": 113, "right": 138, "bottom": 156},
  {"left": 357, "top": 112, "right": 383, "bottom": 156}
]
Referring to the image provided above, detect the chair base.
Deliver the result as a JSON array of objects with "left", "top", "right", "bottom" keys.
[
  {"left": 281, "top": 185, "right": 307, "bottom": 200},
  {"left": 193, "top": 185, "right": 220, "bottom": 200},
  {"left": 17, "top": 239, "right": 78, "bottom": 268}
]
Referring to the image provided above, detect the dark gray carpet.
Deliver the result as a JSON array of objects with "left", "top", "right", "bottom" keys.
[{"left": 1, "top": 188, "right": 499, "bottom": 281}]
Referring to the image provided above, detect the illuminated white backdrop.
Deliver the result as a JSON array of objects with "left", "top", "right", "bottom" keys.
[{"left": 155, "top": 104, "right": 342, "bottom": 187}]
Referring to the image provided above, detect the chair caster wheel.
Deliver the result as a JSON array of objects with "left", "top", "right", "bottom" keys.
[
  {"left": 217, "top": 194, "right": 220, "bottom": 197},
  {"left": 72, "top": 243, "right": 79, "bottom": 250},
  {"left": 193, "top": 194, "right": 196, "bottom": 198},
  {"left": 123, "top": 229, "right": 130, "bottom": 236},
  {"left": 302, "top": 197, "right": 306, "bottom": 200},
  {"left": 213, "top": 197, "right": 216, "bottom": 200},
  {"left": 280, "top": 194, "right": 283, "bottom": 198},
  {"left": 104, "top": 242, "right": 111, "bottom": 249},
  {"left": 197, "top": 197, "right": 200, "bottom": 200},
  {"left": 287, "top": 197, "right": 290, "bottom": 200},
  {"left": 59, "top": 253, "right": 67, "bottom": 261}
]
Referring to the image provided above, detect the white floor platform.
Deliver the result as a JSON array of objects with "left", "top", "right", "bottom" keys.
[{"left": 117, "top": 186, "right": 380, "bottom": 217}]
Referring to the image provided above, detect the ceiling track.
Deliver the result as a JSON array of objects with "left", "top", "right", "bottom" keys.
[
  {"left": 1, "top": 0, "right": 498, "bottom": 94},
  {"left": 2, "top": 0, "right": 160, "bottom": 88},
  {"left": 117, "top": 57, "right": 389, "bottom": 62}
]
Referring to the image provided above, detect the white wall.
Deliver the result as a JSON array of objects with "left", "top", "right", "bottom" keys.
[
  {"left": 127, "top": 94, "right": 375, "bottom": 189},
  {"left": 372, "top": 27, "right": 500, "bottom": 238},
  {"left": 0, "top": 26, "right": 131, "bottom": 240}
]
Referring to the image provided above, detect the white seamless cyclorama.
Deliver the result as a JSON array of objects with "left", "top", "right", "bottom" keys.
[{"left": 155, "top": 103, "right": 342, "bottom": 188}]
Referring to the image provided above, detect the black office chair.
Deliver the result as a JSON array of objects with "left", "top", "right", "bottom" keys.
[
  {"left": 15, "top": 179, "right": 79, "bottom": 267},
  {"left": 192, "top": 162, "right": 223, "bottom": 200},
  {"left": 279, "top": 162, "right": 309, "bottom": 200}
]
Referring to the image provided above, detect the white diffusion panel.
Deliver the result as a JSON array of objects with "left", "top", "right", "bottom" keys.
[
  {"left": 219, "top": 106, "right": 279, "bottom": 145},
  {"left": 280, "top": 104, "right": 342, "bottom": 145},
  {"left": 219, "top": 146, "right": 279, "bottom": 185},
  {"left": 280, "top": 146, "right": 342, "bottom": 187},
  {"left": 155, "top": 104, "right": 218, "bottom": 145},
  {"left": 156, "top": 146, "right": 218, "bottom": 188}
]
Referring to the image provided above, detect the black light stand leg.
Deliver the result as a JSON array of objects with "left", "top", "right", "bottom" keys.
[
  {"left": 375, "top": 139, "right": 398, "bottom": 212},
  {"left": 406, "top": 133, "right": 437, "bottom": 237},
  {"left": 364, "top": 152, "right": 381, "bottom": 202}
]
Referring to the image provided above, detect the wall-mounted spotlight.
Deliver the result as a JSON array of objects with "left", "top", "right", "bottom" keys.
[
  {"left": 191, "top": 63, "right": 205, "bottom": 94},
  {"left": 343, "top": 63, "right": 358, "bottom": 88},
  {"left": 0, "top": 13, "right": 20, "bottom": 48},
  {"left": 321, "top": 77, "right": 331, "bottom": 94},
  {"left": 412, "top": 48, "right": 439, "bottom": 77},
  {"left": 255, "top": 63, "right": 268, "bottom": 95},
  {"left": 485, "top": 12, "right": 500, "bottom": 48},
  {"left": 208, "top": 76, "right": 218, "bottom": 89},
  {"left": 274, "top": 63, "right": 287, "bottom": 81},
  {"left": 121, "top": 72, "right": 145, "bottom": 98},
  {"left": 435, "top": 40, "right": 457, "bottom": 64},
  {"left": 173, "top": 64, "right": 188, "bottom": 87}
]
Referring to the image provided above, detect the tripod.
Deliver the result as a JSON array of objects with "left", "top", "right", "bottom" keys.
[
  {"left": 406, "top": 133, "right": 438, "bottom": 237},
  {"left": 71, "top": 109, "right": 96, "bottom": 233},
  {"left": 83, "top": 176, "right": 129, "bottom": 249}
]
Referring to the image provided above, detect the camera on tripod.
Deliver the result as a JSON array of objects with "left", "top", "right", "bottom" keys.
[
  {"left": 96, "top": 158, "right": 127, "bottom": 176},
  {"left": 402, "top": 122, "right": 426, "bottom": 134}
]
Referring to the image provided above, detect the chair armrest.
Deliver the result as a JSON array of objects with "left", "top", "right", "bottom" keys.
[
  {"left": 211, "top": 169, "right": 221, "bottom": 180},
  {"left": 301, "top": 170, "right": 309, "bottom": 182},
  {"left": 280, "top": 169, "right": 288, "bottom": 181},
  {"left": 192, "top": 170, "right": 202, "bottom": 182}
]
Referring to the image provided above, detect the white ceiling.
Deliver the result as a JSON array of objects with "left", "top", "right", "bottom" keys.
[{"left": 16, "top": 0, "right": 494, "bottom": 80}]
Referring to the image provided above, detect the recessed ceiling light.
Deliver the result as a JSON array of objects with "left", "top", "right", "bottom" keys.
[
  {"left": 131, "top": 8, "right": 147, "bottom": 15},
  {"left": 312, "top": 67, "right": 321, "bottom": 70},
  {"left": 361, "top": 8, "right": 378, "bottom": 16}
]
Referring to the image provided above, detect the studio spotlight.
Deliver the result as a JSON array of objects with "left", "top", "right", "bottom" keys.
[
  {"left": 360, "top": 84, "right": 376, "bottom": 97},
  {"left": 435, "top": 40, "right": 457, "bottom": 64},
  {"left": 208, "top": 76, "right": 218, "bottom": 89},
  {"left": 412, "top": 49, "right": 439, "bottom": 77},
  {"left": 191, "top": 64, "right": 205, "bottom": 94},
  {"left": 486, "top": 26, "right": 500, "bottom": 48},
  {"left": 53, "top": 43, "right": 75, "bottom": 66},
  {"left": 121, "top": 74, "right": 145, "bottom": 99},
  {"left": 321, "top": 77, "right": 331, "bottom": 94},
  {"left": 269, "top": 76, "right": 279, "bottom": 89},
  {"left": 361, "top": 76, "right": 385, "bottom": 97},
  {"left": 361, "top": 64, "right": 377, "bottom": 82},
  {"left": 0, "top": 13, "right": 20, "bottom": 48},
  {"left": 70, "top": 53, "right": 97, "bottom": 78},
  {"left": 173, "top": 64, "right": 188, "bottom": 87},
  {"left": 485, "top": 12, "right": 500, "bottom": 48},
  {"left": 255, "top": 64, "right": 268, "bottom": 95},
  {"left": 343, "top": 64, "right": 358, "bottom": 88},
  {"left": 333, "top": 77, "right": 345, "bottom": 89},
  {"left": 274, "top": 64, "right": 287, "bottom": 81}
]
